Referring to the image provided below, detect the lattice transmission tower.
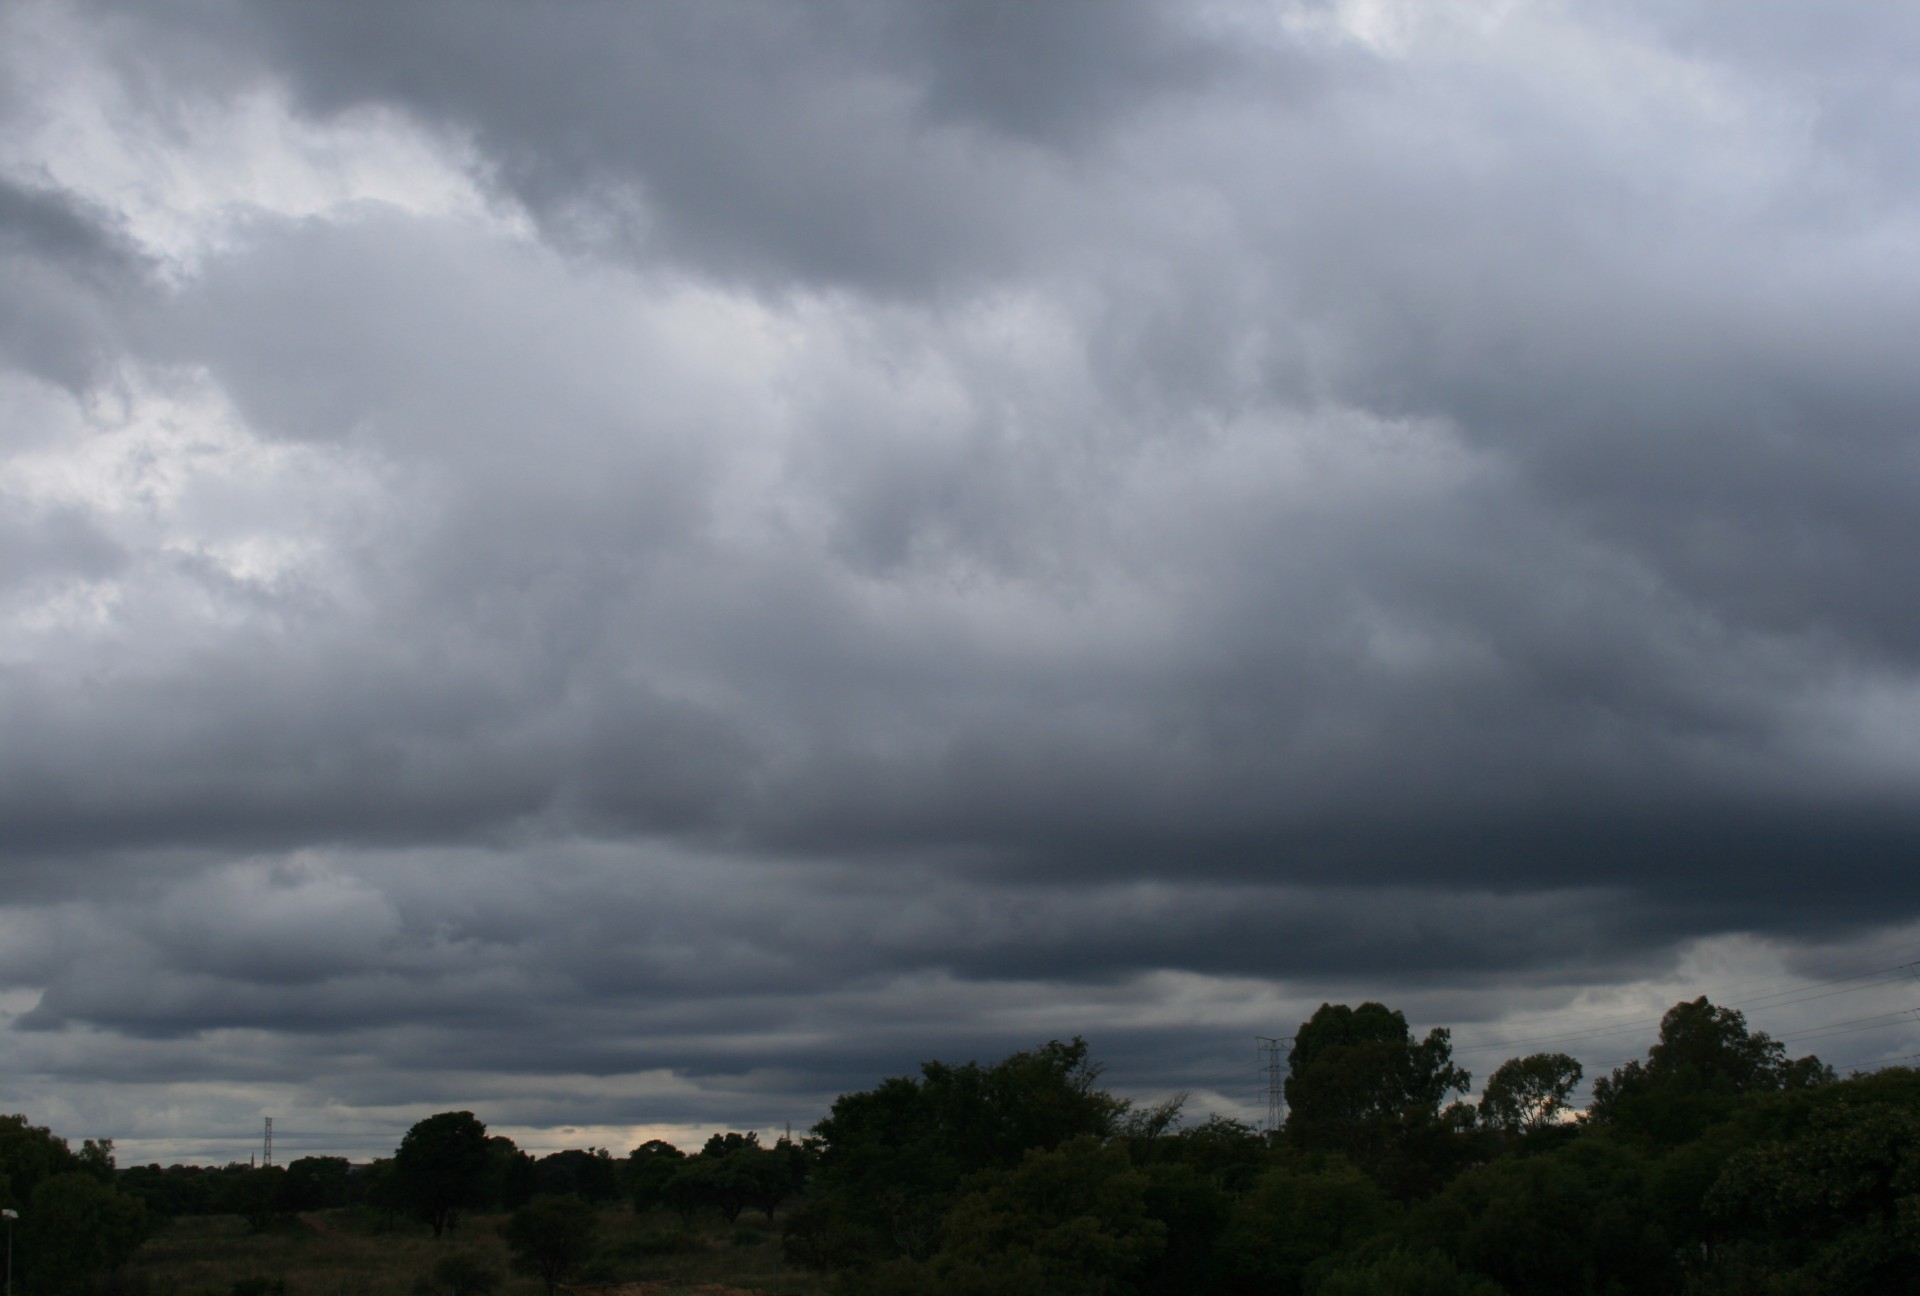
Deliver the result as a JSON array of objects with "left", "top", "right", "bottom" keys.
[{"left": 1257, "top": 1036, "right": 1292, "bottom": 1133}]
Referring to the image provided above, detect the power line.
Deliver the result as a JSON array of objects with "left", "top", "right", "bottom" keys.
[{"left": 1448, "top": 957, "right": 1920, "bottom": 1059}]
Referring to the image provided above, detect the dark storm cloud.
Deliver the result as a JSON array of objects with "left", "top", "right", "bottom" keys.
[
  {"left": 6, "top": 0, "right": 1920, "bottom": 1156},
  {"left": 0, "top": 175, "right": 148, "bottom": 387},
  {"left": 82, "top": 0, "right": 1232, "bottom": 295},
  {"left": 0, "top": 175, "right": 134, "bottom": 271},
  {"left": 11, "top": 189, "right": 1918, "bottom": 920},
  {"left": 0, "top": 840, "right": 1709, "bottom": 1076}
]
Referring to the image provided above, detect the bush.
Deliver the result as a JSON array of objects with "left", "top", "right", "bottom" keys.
[
  {"left": 501, "top": 1194, "right": 597, "bottom": 1296},
  {"left": 613, "top": 1230, "right": 707, "bottom": 1257}
]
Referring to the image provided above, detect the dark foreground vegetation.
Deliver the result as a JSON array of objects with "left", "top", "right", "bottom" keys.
[{"left": 5, "top": 995, "right": 1917, "bottom": 1294}]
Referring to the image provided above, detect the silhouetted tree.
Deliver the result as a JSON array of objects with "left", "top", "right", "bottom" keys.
[
  {"left": 802, "top": 1037, "right": 1123, "bottom": 1263},
  {"left": 533, "top": 1146, "right": 620, "bottom": 1202},
  {"left": 484, "top": 1135, "right": 536, "bottom": 1210},
  {"left": 0, "top": 1114, "right": 84, "bottom": 1207},
  {"left": 1285, "top": 1003, "right": 1471, "bottom": 1190},
  {"left": 855, "top": 1137, "right": 1165, "bottom": 1296},
  {"left": 1216, "top": 1157, "right": 1394, "bottom": 1293},
  {"left": 215, "top": 1164, "right": 289, "bottom": 1232},
  {"left": 283, "top": 1155, "right": 351, "bottom": 1211},
  {"left": 1590, "top": 997, "right": 1829, "bottom": 1141},
  {"left": 623, "top": 1138, "right": 686, "bottom": 1214},
  {"left": 394, "top": 1111, "right": 491, "bottom": 1237},
  {"left": 1413, "top": 1135, "right": 1674, "bottom": 1295},
  {"left": 21, "top": 1171, "right": 149, "bottom": 1295},
  {"left": 1479, "top": 1053, "right": 1583, "bottom": 1135}
]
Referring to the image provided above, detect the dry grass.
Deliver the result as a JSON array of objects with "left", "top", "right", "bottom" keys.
[{"left": 118, "top": 1207, "right": 828, "bottom": 1296}]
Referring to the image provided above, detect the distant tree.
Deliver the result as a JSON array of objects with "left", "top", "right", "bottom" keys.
[
  {"left": 76, "top": 1139, "right": 115, "bottom": 1183},
  {"left": 501, "top": 1194, "right": 598, "bottom": 1296},
  {"left": 623, "top": 1139, "right": 687, "bottom": 1214},
  {"left": 805, "top": 1037, "right": 1123, "bottom": 1262},
  {"left": 214, "top": 1165, "right": 290, "bottom": 1232},
  {"left": 686, "top": 1132, "right": 798, "bottom": 1221},
  {"left": 661, "top": 1152, "right": 755, "bottom": 1224},
  {"left": 759, "top": 1136, "right": 810, "bottom": 1218},
  {"left": 1285, "top": 1003, "right": 1471, "bottom": 1185},
  {"left": 484, "top": 1135, "right": 536, "bottom": 1210},
  {"left": 532, "top": 1146, "right": 620, "bottom": 1203},
  {"left": 662, "top": 1158, "right": 715, "bottom": 1226},
  {"left": 282, "top": 1155, "right": 351, "bottom": 1211},
  {"left": 1479, "top": 1053, "right": 1583, "bottom": 1135},
  {"left": 115, "top": 1164, "right": 174, "bottom": 1221},
  {"left": 394, "top": 1111, "right": 491, "bottom": 1237},
  {"left": 116, "top": 1162, "right": 220, "bottom": 1218},
  {"left": 1150, "top": 1115, "right": 1267, "bottom": 1188},
  {"left": 352, "top": 1156, "right": 404, "bottom": 1229}
]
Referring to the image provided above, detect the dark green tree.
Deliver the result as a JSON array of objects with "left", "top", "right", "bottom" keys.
[
  {"left": 1410, "top": 1135, "right": 1675, "bottom": 1296},
  {"left": 1152, "top": 1115, "right": 1268, "bottom": 1189},
  {"left": 0, "top": 1114, "right": 83, "bottom": 1207},
  {"left": 662, "top": 1158, "right": 716, "bottom": 1226},
  {"left": 861, "top": 1136, "right": 1165, "bottom": 1296},
  {"left": 1285, "top": 1003, "right": 1471, "bottom": 1189},
  {"left": 659, "top": 1146, "right": 775, "bottom": 1225},
  {"left": 1134, "top": 1159, "right": 1234, "bottom": 1296},
  {"left": 1703, "top": 1097, "right": 1920, "bottom": 1293},
  {"left": 501, "top": 1193, "right": 598, "bottom": 1296},
  {"left": 1590, "top": 997, "right": 1829, "bottom": 1141},
  {"left": 76, "top": 1139, "right": 115, "bottom": 1183},
  {"left": 21, "top": 1170, "right": 149, "bottom": 1295},
  {"left": 394, "top": 1111, "right": 492, "bottom": 1237},
  {"left": 1215, "top": 1157, "right": 1395, "bottom": 1294},
  {"left": 801, "top": 1037, "right": 1123, "bottom": 1264},
  {"left": 688, "top": 1132, "right": 798, "bottom": 1220}
]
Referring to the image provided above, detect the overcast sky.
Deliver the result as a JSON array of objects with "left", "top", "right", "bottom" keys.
[{"left": 5, "top": 0, "right": 1920, "bottom": 1164}]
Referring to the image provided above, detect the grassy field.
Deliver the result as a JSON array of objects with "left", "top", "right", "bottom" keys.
[{"left": 117, "top": 1206, "right": 829, "bottom": 1296}]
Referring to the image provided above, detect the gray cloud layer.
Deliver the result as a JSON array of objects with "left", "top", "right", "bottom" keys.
[{"left": 3, "top": 0, "right": 1919, "bottom": 1158}]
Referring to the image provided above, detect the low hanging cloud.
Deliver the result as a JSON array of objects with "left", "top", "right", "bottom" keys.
[{"left": 2, "top": 0, "right": 1919, "bottom": 1160}]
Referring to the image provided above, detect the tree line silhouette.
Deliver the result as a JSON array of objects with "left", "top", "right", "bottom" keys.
[{"left": 4, "top": 994, "right": 1916, "bottom": 1293}]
